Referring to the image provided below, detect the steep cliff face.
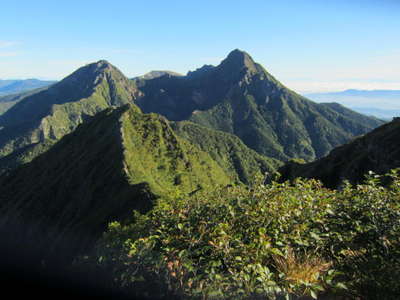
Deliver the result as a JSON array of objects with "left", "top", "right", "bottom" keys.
[{"left": 279, "top": 118, "right": 400, "bottom": 188}]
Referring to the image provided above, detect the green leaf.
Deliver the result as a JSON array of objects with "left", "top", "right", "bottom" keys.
[
  {"left": 335, "top": 282, "right": 348, "bottom": 290},
  {"left": 178, "top": 249, "right": 186, "bottom": 258},
  {"left": 310, "top": 232, "right": 320, "bottom": 240},
  {"left": 270, "top": 248, "right": 284, "bottom": 257},
  {"left": 310, "top": 289, "right": 318, "bottom": 299}
]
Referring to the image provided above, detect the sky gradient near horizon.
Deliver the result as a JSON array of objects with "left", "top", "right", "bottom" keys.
[{"left": 1, "top": 0, "right": 399, "bottom": 93}]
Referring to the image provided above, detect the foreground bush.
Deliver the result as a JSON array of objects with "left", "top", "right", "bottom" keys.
[{"left": 85, "top": 171, "right": 400, "bottom": 299}]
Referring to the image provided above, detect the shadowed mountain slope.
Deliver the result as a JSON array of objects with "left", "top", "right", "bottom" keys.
[
  {"left": 279, "top": 117, "right": 400, "bottom": 188},
  {"left": 0, "top": 102, "right": 277, "bottom": 263},
  {"left": 135, "top": 49, "right": 384, "bottom": 162},
  {"left": 0, "top": 104, "right": 235, "bottom": 263}
]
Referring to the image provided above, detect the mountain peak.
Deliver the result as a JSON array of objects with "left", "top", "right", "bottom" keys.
[
  {"left": 95, "top": 59, "right": 112, "bottom": 67},
  {"left": 88, "top": 59, "right": 117, "bottom": 72},
  {"left": 219, "top": 49, "right": 257, "bottom": 72},
  {"left": 63, "top": 60, "right": 125, "bottom": 86},
  {"left": 66, "top": 60, "right": 119, "bottom": 78},
  {"left": 227, "top": 48, "right": 252, "bottom": 59}
]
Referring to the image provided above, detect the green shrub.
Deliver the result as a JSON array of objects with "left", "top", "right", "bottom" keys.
[{"left": 85, "top": 170, "right": 400, "bottom": 299}]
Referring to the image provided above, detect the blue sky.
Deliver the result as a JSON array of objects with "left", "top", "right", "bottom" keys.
[{"left": 1, "top": 0, "right": 399, "bottom": 92}]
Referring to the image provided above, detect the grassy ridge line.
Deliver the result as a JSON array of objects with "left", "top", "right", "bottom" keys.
[
  {"left": 0, "top": 104, "right": 235, "bottom": 263},
  {"left": 120, "top": 108, "right": 231, "bottom": 196},
  {"left": 0, "top": 101, "right": 16, "bottom": 115},
  {"left": 0, "top": 106, "right": 141, "bottom": 259}
]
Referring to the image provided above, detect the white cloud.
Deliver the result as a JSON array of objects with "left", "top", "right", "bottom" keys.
[
  {"left": 0, "top": 41, "right": 21, "bottom": 59},
  {"left": 276, "top": 50, "right": 400, "bottom": 93},
  {"left": 0, "top": 51, "right": 19, "bottom": 57},
  {"left": 0, "top": 41, "right": 19, "bottom": 48},
  {"left": 330, "top": 52, "right": 400, "bottom": 81},
  {"left": 282, "top": 79, "right": 400, "bottom": 94}
]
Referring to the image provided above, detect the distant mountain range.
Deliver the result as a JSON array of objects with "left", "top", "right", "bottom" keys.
[
  {"left": 305, "top": 89, "right": 400, "bottom": 119},
  {"left": 310, "top": 89, "right": 400, "bottom": 98},
  {"left": 0, "top": 79, "right": 56, "bottom": 115},
  {"left": 0, "top": 79, "right": 55, "bottom": 96}
]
